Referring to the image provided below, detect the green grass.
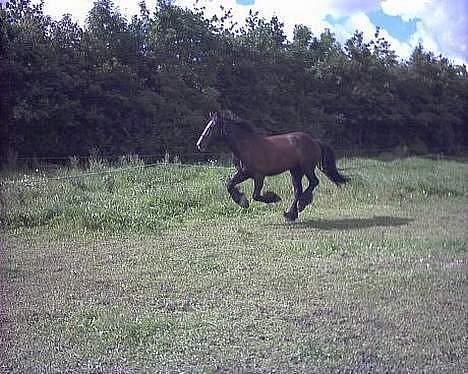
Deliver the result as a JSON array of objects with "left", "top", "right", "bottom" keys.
[{"left": 1, "top": 157, "right": 467, "bottom": 372}]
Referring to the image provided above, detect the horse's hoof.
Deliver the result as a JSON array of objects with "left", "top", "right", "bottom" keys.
[
  {"left": 239, "top": 195, "right": 249, "bottom": 209},
  {"left": 264, "top": 191, "right": 282, "bottom": 203},
  {"left": 283, "top": 211, "right": 297, "bottom": 222}
]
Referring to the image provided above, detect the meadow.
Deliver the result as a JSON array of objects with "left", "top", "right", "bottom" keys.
[{"left": 0, "top": 156, "right": 466, "bottom": 372}]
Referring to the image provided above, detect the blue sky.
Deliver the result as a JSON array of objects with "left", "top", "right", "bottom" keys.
[
  {"left": 324, "top": 10, "right": 421, "bottom": 41},
  {"left": 22, "top": 0, "right": 467, "bottom": 65},
  {"left": 325, "top": 11, "right": 420, "bottom": 41},
  {"left": 236, "top": 0, "right": 255, "bottom": 5},
  {"left": 360, "top": 11, "right": 418, "bottom": 41}
]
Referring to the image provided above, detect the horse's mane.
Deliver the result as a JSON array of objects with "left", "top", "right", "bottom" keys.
[
  {"left": 218, "top": 111, "right": 259, "bottom": 135},
  {"left": 230, "top": 119, "right": 258, "bottom": 134}
]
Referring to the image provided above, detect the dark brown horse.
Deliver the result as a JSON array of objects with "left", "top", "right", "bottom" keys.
[{"left": 196, "top": 112, "right": 348, "bottom": 221}]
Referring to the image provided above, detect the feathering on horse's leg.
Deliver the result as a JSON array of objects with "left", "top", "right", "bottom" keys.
[
  {"left": 226, "top": 171, "right": 250, "bottom": 208},
  {"left": 253, "top": 176, "right": 281, "bottom": 203}
]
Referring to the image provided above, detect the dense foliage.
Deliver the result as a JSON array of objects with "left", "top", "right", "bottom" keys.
[{"left": 1, "top": 0, "right": 467, "bottom": 165}]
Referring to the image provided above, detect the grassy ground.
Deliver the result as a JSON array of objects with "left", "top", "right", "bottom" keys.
[{"left": 0, "top": 157, "right": 467, "bottom": 372}]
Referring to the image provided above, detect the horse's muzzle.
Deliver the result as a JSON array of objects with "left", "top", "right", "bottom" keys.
[{"left": 196, "top": 142, "right": 206, "bottom": 152}]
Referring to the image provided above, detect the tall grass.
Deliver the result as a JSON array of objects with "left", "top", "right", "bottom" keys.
[{"left": 1, "top": 157, "right": 465, "bottom": 233}]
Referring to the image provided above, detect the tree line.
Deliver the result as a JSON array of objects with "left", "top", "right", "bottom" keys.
[{"left": 1, "top": 0, "right": 467, "bottom": 166}]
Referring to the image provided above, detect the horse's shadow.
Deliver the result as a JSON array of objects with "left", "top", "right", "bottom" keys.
[{"left": 273, "top": 216, "right": 413, "bottom": 230}]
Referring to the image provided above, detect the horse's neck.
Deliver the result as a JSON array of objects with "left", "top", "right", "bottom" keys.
[{"left": 224, "top": 125, "right": 261, "bottom": 160}]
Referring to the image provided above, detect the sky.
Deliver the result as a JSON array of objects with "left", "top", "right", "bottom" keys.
[{"left": 4, "top": 0, "right": 466, "bottom": 65}]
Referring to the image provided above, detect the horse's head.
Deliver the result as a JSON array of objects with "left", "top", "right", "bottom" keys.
[{"left": 196, "top": 112, "right": 223, "bottom": 152}]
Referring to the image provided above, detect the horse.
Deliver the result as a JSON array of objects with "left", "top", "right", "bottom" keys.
[{"left": 196, "top": 112, "right": 348, "bottom": 221}]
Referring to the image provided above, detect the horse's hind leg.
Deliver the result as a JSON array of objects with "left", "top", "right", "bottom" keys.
[
  {"left": 227, "top": 171, "right": 250, "bottom": 208},
  {"left": 284, "top": 167, "right": 303, "bottom": 222},
  {"left": 298, "top": 168, "right": 319, "bottom": 212},
  {"left": 253, "top": 176, "right": 281, "bottom": 203}
]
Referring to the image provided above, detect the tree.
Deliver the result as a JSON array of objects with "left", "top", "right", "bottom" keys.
[{"left": 1, "top": 1, "right": 467, "bottom": 167}]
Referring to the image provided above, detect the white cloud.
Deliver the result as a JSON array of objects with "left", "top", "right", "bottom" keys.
[
  {"left": 40, "top": 0, "right": 92, "bottom": 24},
  {"left": 35, "top": 0, "right": 144, "bottom": 24},
  {"left": 326, "top": 0, "right": 380, "bottom": 16},
  {"left": 343, "top": 12, "right": 376, "bottom": 38},
  {"left": 381, "top": 0, "right": 467, "bottom": 63},
  {"left": 381, "top": 0, "right": 430, "bottom": 21}
]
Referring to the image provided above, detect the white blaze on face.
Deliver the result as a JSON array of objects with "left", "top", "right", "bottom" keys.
[{"left": 196, "top": 119, "right": 214, "bottom": 151}]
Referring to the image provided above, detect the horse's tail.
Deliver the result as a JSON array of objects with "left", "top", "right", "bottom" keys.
[{"left": 318, "top": 142, "right": 349, "bottom": 187}]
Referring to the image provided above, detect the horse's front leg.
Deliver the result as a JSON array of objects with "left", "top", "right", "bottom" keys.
[
  {"left": 252, "top": 176, "right": 282, "bottom": 203},
  {"left": 226, "top": 171, "right": 250, "bottom": 208}
]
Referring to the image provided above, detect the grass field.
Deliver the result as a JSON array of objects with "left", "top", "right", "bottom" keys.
[{"left": 1, "top": 157, "right": 467, "bottom": 372}]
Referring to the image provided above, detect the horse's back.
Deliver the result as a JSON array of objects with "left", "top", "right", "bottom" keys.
[
  {"left": 257, "top": 132, "right": 321, "bottom": 175},
  {"left": 266, "top": 132, "right": 320, "bottom": 156}
]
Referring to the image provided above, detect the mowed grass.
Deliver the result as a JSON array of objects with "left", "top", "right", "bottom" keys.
[{"left": 0, "top": 157, "right": 467, "bottom": 372}]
